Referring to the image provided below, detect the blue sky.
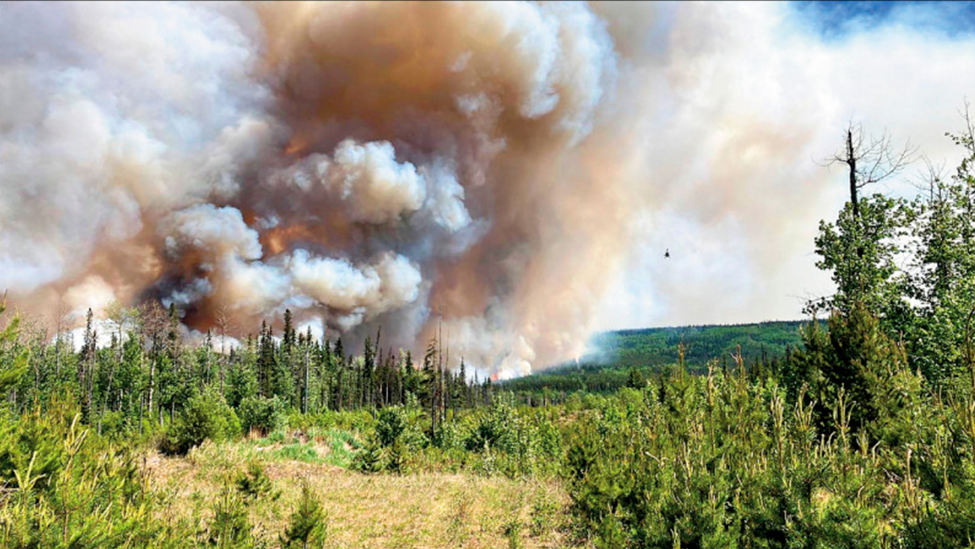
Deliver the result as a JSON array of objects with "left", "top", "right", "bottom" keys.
[{"left": 792, "top": 1, "right": 975, "bottom": 39}]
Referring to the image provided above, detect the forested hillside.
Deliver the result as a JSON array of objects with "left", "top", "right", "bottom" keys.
[
  {"left": 502, "top": 321, "right": 807, "bottom": 397},
  {"left": 590, "top": 321, "right": 806, "bottom": 370}
]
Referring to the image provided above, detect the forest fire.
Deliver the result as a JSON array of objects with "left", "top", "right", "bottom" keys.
[
  {"left": 0, "top": 2, "right": 630, "bottom": 378},
  {"left": 5, "top": 2, "right": 970, "bottom": 380},
  {"left": 2, "top": 4, "right": 974, "bottom": 547}
]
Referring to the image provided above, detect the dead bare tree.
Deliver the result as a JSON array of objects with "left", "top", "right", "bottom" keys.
[
  {"left": 811, "top": 123, "right": 918, "bottom": 311},
  {"left": 80, "top": 308, "right": 96, "bottom": 420},
  {"left": 215, "top": 306, "right": 231, "bottom": 356},
  {"left": 214, "top": 306, "right": 234, "bottom": 392},
  {"left": 54, "top": 296, "right": 69, "bottom": 378},
  {"left": 825, "top": 123, "right": 917, "bottom": 223},
  {"left": 104, "top": 301, "right": 135, "bottom": 413},
  {"left": 138, "top": 301, "right": 168, "bottom": 416},
  {"left": 955, "top": 101, "right": 975, "bottom": 242}
]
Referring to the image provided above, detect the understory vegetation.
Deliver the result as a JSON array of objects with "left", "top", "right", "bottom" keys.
[{"left": 0, "top": 117, "right": 973, "bottom": 547}]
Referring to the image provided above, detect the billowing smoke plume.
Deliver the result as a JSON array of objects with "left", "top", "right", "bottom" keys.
[
  {"left": 0, "top": 1, "right": 630, "bottom": 377},
  {"left": 3, "top": 2, "right": 973, "bottom": 377}
]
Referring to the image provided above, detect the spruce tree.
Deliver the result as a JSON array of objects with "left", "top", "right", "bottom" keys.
[
  {"left": 362, "top": 335, "right": 374, "bottom": 408},
  {"left": 324, "top": 342, "right": 332, "bottom": 412},
  {"left": 283, "top": 309, "right": 297, "bottom": 406},
  {"left": 458, "top": 359, "right": 468, "bottom": 408},
  {"left": 80, "top": 308, "right": 96, "bottom": 420},
  {"left": 302, "top": 326, "right": 311, "bottom": 413},
  {"left": 333, "top": 338, "right": 344, "bottom": 411}
]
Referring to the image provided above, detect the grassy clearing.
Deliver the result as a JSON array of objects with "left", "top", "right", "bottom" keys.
[
  {"left": 222, "top": 427, "right": 362, "bottom": 467},
  {"left": 144, "top": 434, "right": 582, "bottom": 549}
]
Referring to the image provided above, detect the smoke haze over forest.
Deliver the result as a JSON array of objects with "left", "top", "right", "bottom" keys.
[{"left": 1, "top": 1, "right": 974, "bottom": 377}]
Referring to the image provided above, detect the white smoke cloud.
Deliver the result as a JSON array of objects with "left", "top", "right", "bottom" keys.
[
  {"left": 592, "top": 1, "right": 975, "bottom": 329},
  {"left": 0, "top": 1, "right": 270, "bottom": 297},
  {"left": 219, "top": 257, "right": 293, "bottom": 316},
  {"left": 329, "top": 140, "right": 426, "bottom": 224},
  {"left": 199, "top": 117, "right": 280, "bottom": 200},
  {"left": 286, "top": 250, "right": 422, "bottom": 316},
  {"left": 269, "top": 139, "right": 437, "bottom": 226},
  {"left": 161, "top": 204, "right": 263, "bottom": 261}
]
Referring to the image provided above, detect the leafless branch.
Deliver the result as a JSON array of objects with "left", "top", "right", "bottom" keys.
[
  {"left": 907, "top": 155, "right": 949, "bottom": 199},
  {"left": 958, "top": 98, "right": 974, "bottom": 143},
  {"left": 822, "top": 123, "right": 918, "bottom": 188}
]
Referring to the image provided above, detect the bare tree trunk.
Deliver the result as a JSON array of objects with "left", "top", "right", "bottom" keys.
[
  {"left": 54, "top": 299, "right": 66, "bottom": 379},
  {"left": 429, "top": 367, "right": 438, "bottom": 437},
  {"left": 302, "top": 344, "right": 309, "bottom": 414},
  {"left": 103, "top": 325, "right": 121, "bottom": 415},
  {"left": 336, "top": 368, "right": 343, "bottom": 412},
  {"left": 147, "top": 354, "right": 155, "bottom": 417},
  {"left": 83, "top": 336, "right": 96, "bottom": 420},
  {"left": 848, "top": 129, "right": 859, "bottom": 221},
  {"left": 204, "top": 339, "right": 211, "bottom": 390}
]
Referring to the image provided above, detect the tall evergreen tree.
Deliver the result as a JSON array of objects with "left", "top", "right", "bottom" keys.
[
  {"left": 80, "top": 308, "right": 96, "bottom": 419},
  {"left": 257, "top": 321, "right": 273, "bottom": 398},
  {"left": 362, "top": 335, "right": 375, "bottom": 408},
  {"left": 333, "top": 338, "right": 344, "bottom": 411}
]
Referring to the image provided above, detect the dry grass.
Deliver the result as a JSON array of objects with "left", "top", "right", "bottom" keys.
[{"left": 142, "top": 440, "right": 585, "bottom": 549}]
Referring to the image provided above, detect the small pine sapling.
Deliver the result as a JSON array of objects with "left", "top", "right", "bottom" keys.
[{"left": 280, "top": 482, "right": 328, "bottom": 549}]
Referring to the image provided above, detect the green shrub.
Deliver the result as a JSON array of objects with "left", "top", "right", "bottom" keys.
[
  {"left": 262, "top": 430, "right": 286, "bottom": 444},
  {"left": 460, "top": 399, "right": 563, "bottom": 476},
  {"left": 0, "top": 402, "right": 75, "bottom": 493},
  {"left": 351, "top": 435, "right": 386, "bottom": 474},
  {"left": 0, "top": 403, "right": 171, "bottom": 547},
  {"left": 0, "top": 298, "right": 28, "bottom": 396},
  {"left": 376, "top": 405, "right": 428, "bottom": 451},
  {"left": 431, "top": 420, "right": 466, "bottom": 451},
  {"left": 275, "top": 443, "right": 322, "bottom": 463},
  {"left": 318, "top": 429, "right": 357, "bottom": 468},
  {"left": 564, "top": 359, "right": 975, "bottom": 548},
  {"left": 238, "top": 394, "right": 286, "bottom": 436},
  {"left": 376, "top": 407, "right": 406, "bottom": 447},
  {"left": 529, "top": 492, "right": 559, "bottom": 536},
  {"left": 297, "top": 409, "right": 375, "bottom": 433},
  {"left": 466, "top": 400, "right": 518, "bottom": 453},
  {"left": 503, "top": 517, "right": 522, "bottom": 549},
  {"left": 160, "top": 388, "right": 240, "bottom": 456},
  {"left": 234, "top": 462, "right": 279, "bottom": 501}
]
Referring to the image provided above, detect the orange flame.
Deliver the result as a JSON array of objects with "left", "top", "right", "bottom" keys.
[
  {"left": 261, "top": 224, "right": 318, "bottom": 255},
  {"left": 285, "top": 136, "right": 309, "bottom": 156}
]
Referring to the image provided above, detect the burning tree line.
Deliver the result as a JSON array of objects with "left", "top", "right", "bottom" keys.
[{"left": 2, "top": 301, "right": 494, "bottom": 438}]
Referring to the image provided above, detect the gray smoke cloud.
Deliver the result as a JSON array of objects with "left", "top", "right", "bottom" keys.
[{"left": 2, "top": 2, "right": 973, "bottom": 378}]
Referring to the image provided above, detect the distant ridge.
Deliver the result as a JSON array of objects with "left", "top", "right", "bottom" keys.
[{"left": 502, "top": 320, "right": 810, "bottom": 392}]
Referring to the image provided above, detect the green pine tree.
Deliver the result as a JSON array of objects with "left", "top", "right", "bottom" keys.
[{"left": 280, "top": 483, "right": 328, "bottom": 549}]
